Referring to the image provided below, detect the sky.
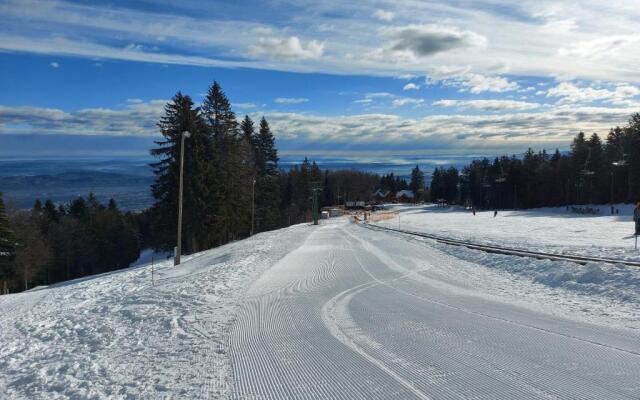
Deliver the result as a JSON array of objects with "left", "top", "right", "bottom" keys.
[{"left": 1, "top": 0, "right": 640, "bottom": 161}]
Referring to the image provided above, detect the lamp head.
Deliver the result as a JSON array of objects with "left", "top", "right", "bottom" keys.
[{"left": 182, "top": 131, "right": 191, "bottom": 138}]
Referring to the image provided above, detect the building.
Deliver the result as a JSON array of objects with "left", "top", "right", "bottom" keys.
[{"left": 396, "top": 190, "right": 415, "bottom": 203}]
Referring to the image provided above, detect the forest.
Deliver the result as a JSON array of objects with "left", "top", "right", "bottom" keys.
[{"left": 430, "top": 114, "right": 640, "bottom": 210}]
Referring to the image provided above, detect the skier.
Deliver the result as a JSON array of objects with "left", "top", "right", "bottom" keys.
[
  {"left": 472, "top": 206, "right": 476, "bottom": 216},
  {"left": 494, "top": 210, "right": 498, "bottom": 218},
  {"left": 635, "top": 202, "right": 640, "bottom": 236}
]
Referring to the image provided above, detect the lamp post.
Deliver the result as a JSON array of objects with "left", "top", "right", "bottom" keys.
[
  {"left": 175, "top": 130, "right": 191, "bottom": 266},
  {"left": 250, "top": 178, "right": 256, "bottom": 236}
]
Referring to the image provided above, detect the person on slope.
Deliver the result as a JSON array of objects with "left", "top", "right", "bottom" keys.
[{"left": 634, "top": 202, "right": 640, "bottom": 235}]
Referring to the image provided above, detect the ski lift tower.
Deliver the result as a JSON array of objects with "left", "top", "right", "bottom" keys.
[{"left": 311, "top": 184, "right": 322, "bottom": 225}]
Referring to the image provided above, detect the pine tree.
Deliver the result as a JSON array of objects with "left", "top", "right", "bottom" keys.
[
  {"left": 322, "top": 170, "right": 333, "bottom": 207},
  {"left": 150, "top": 92, "right": 212, "bottom": 253},
  {"left": 202, "top": 81, "right": 238, "bottom": 139},
  {"left": 202, "top": 81, "right": 252, "bottom": 241},
  {"left": 253, "top": 117, "right": 281, "bottom": 231},
  {"left": 409, "top": 165, "right": 425, "bottom": 200},
  {"left": 0, "top": 192, "right": 15, "bottom": 293},
  {"left": 240, "top": 115, "right": 256, "bottom": 147}
]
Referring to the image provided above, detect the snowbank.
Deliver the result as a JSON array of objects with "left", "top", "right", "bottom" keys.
[{"left": 368, "top": 223, "right": 640, "bottom": 330}]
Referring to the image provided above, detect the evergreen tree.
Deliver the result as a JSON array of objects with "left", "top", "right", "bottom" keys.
[
  {"left": 322, "top": 170, "right": 333, "bottom": 207},
  {"left": 409, "top": 165, "right": 425, "bottom": 200},
  {"left": 202, "top": 81, "right": 238, "bottom": 139},
  {"left": 0, "top": 193, "right": 15, "bottom": 294},
  {"left": 253, "top": 118, "right": 280, "bottom": 231},
  {"left": 202, "top": 81, "right": 252, "bottom": 241},
  {"left": 150, "top": 92, "right": 213, "bottom": 253},
  {"left": 240, "top": 115, "right": 256, "bottom": 145}
]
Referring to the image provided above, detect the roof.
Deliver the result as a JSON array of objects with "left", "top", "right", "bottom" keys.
[
  {"left": 373, "top": 189, "right": 391, "bottom": 197},
  {"left": 396, "top": 190, "right": 415, "bottom": 199}
]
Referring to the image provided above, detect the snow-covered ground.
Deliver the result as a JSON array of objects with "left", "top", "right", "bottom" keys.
[
  {"left": 231, "top": 218, "right": 639, "bottom": 399},
  {"left": 0, "top": 224, "right": 314, "bottom": 399},
  {"left": 2, "top": 213, "right": 639, "bottom": 399},
  {"left": 380, "top": 203, "right": 640, "bottom": 261}
]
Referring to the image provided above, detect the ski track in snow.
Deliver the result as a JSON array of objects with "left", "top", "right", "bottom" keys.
[{"left": 229, "top": 218, "right": 640, "bottom": 399}]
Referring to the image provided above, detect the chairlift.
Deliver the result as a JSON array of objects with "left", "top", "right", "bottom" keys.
[{"left": 580, "top": 148, "right": 595, "bottom": 176}]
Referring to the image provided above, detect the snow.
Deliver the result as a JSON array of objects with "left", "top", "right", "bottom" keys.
[
  {"left": 383, "top": 203, "right": 640, "bottom": 261},
  {"left": 2, "top": 209, "right": 639, "bottom": 399},
  {"left": 0, "top": 224, "right": 314, "bottom": 399},
  {"left": 374, "top": 204, "right": 640, "bottom": 327},
  {"left": 231, "top": 218, "right": 640, "bottom": 399}
]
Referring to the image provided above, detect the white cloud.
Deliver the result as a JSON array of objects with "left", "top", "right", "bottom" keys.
[
  {"left": 274, "top": 97, "right": 309, "bottom": 104},
  {"left": 2, "top": 101, "right": 638, "bottom": 154},
  {"left": 234, "top": 102, "right": 258, "bottom": 109},
  {"left": 49, "top": 61, "right": 59, "bottom": 68},
  {"left": 373, "top": 10, "right": 394, "bottom": 22},
  {"left": 518, "top": 86, "right": 535, "bottom": 93},
  {"left": 433, "top": 99, "right": 541, "bottom": 111},
  {"left": 126, "top": 98, "right": 143, "bottom": 104},
  {"left": 435, "top": 72, "right": 519, "bottom": 94},
  {"left": 547, "top": 82, "right": 640, "bottom": 105},
  {"left": 0, "top": 100, "right": 167, "bottom": 137},
  {"left": 403, "top": 83, "right": 419, "bottom": 91},
  {"left": 559, "top": 35, "right": 640, "bottom": 60},
  {"left": 365, "top": 92, "right": 394, "bottom": 99},
  {"left": 259, "top": 106, "right": 638, "bottom": 151},
  {"left": 249, "top": 36, "right": 324, "bottom": 60},
  {"left": 392, "top": 98, "right": 424, "bottom": 107}
]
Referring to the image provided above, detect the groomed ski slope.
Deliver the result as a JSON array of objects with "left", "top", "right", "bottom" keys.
[
  {"left": 230, "top": 218, "right": 640, "bottom": 399},
  {"left": 1, "top": 215, "right": 639, "bottom": 399}
]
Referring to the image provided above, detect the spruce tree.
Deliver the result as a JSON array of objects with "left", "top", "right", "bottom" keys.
[
  {"left": 150, "top": 92, "right": 212, "bottom": 253},
  {"left": 241, "top": 115, "right": 256, "bottom": 147},
  {"left": 0, "top": 192, "right": 15, "bottom": 294},
  {"left": 409, "top": 165, "right": 425, "bottom": 200},
  {"left": 253, "top": 117, "right": 281, "bottom": 231},
  {"left": 202, "top": 81, "right": 252, "bottom": 241}
]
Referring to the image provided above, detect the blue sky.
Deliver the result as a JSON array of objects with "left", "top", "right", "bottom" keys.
[{"left": 1, "top": 0, "right": 639, "bottom": 160}]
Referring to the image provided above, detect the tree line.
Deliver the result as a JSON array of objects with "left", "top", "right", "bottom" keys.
[
  {"left": 430, "top": 113, "right": 640, "bottom": 209},
  {"left": 0, "top": 193, "right": 139, "bottom": 293}
]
